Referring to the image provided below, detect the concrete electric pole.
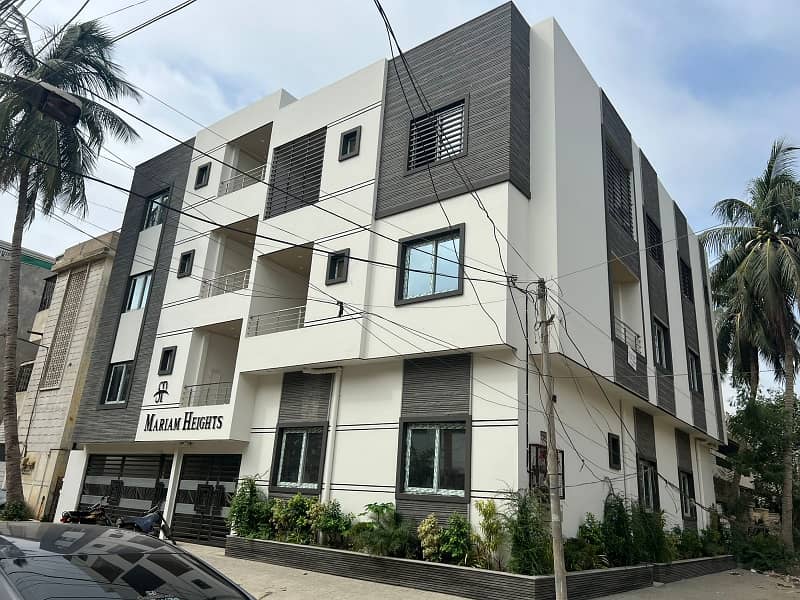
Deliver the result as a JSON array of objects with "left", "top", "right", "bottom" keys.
[{"left": 537, "top": 278, "right": 568, "bottom": 599}]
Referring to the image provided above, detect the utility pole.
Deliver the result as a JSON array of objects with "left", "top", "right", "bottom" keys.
[{"left": 537, "top": 278, "right": 567, "bottom": 599}]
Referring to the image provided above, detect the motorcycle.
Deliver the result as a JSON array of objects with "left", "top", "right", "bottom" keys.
[
  {"left": 116, "top": 503, "right": 173, "bottom": 541},
  {"left": 60, "top": 497, "right": 113, "bottom": 526}
]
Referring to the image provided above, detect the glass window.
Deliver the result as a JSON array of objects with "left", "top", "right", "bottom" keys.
[
  {"left": 177, "top": 250, "right": 194, "bottom": 278},
  {"left": 688, "top": 350, "right": 702, "bottom": 392},
  {"left": 607, "top": 433, "right": 621, "bottom": 471},
  {"left": 276, "top": 427, "right": 324, "bottom": 488},
  {"left": 16, "top": 363, "right": 34, "bottom": 392},
  {"left": 38, "top": 276, "right": 56, "bottom": 311},
  {"left": 158, "top": 347, "right": 176, "bottom": 376},
  {"left": 326, "top": 250, "right": 349, "bottom": 285},
  {"left": 194, "top": 163, "right": 211, "bottom": 189},
  {"left": 125, "top": 272, "right": 152, "bottom": 312},
  {"left": 679, "top": 470, "right": 695, "bottom": 519},
  {"left": 102, "top": 362, "right": 132, "bottom": 405},
  {"left": 338, "top": 126, "right": 361, "bottom": 161},
  {"left": 528, "top": 443, "right": 565, "bottom": 499},
  {"left": 399, "top": 228, "right": 462, "bottom": 303},
  {"left": 679, "top": 259, "right": 694, "bottom": 301},
  {"left": 404, "top": 423, "right": 466, "bottom": 496},
  {"left": 143, "top": 191, "right": 169, "bottom": 229},
  {"left": 653, "top": 321, "right": 669, "bottom": 369},
  {"left": 637, "top": 457, "right": 659, "bottom": 511},
  {"left": 407, "top": 100, "right": 465, "bottom": 170}
]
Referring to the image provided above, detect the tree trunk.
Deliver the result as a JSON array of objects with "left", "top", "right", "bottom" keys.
[
  {"left": 749, "top": 355, "right": 759, "bottom": 405},
  {"left": 781, "top": 335, "right": 795, "bottom": 551},
  {"left": 3, "top": 167, "right": 29, "bottom": 506}
]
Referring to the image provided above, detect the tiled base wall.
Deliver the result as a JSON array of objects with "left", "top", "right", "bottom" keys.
[{"left": 227, "top": 537, "right": 732, "bottom": 599}]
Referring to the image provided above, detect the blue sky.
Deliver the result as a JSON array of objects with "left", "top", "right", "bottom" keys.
[{"left": 3, "top": 0, "right": 799, "bottom": 405}]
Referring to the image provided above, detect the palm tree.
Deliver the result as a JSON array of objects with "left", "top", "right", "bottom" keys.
[
  {"left": 702, "top": 140, "right": 800, "bottom": 551},
  {"left": 0, "top": 12, "right": 139, "bottom": 504}
]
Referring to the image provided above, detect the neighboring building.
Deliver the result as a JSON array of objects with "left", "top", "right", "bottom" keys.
[
  {"left": 58, "top": 3, "right": 726, "bottom": 546},
  {"left": 13, "top": 232, "right": 117, "bottom": 520}
]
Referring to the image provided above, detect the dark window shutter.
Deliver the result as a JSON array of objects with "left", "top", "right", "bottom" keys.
[
  {"left": 605, "top": 142, "right": 633, "bottom": 236},
  {"left": 645, "top": 216, "right": 664, "bottom": 268},
  {"left": 265, "top": 127, "right": 327, "bottom": 219}
]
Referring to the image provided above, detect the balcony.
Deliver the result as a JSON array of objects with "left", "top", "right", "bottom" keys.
[
  {"left": 218, "top": 164, "right": 266, "bottom": 196},
  {"left": 200, "top": 268, "right": 250, "bottom": 299},
  {"left": 181, "top": 381, "right": 233, "bottom": 407},
  {"left": 247, "top": 305, "right": 306, "bottom": 337},
  {"left": 614, "top": 316, "right": 642, "bottom": 354}
]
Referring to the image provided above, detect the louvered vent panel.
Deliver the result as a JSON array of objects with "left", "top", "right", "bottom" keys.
[
  {"left": 40, "top": 267, "right": 88, "bottom": 389},
  {"left": 407, "top": 101, "right": 465, "bottom": 171},
  {"left": 645, "top": 215, "right": 664, "bottom": 268},
  {"left": 265, "top": 127, "right": 326, "bottom": 219},
  {"left": 605, "top": 142, "right": 633, "bottom": 237}
]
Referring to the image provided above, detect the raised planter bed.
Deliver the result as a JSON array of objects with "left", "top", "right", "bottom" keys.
[{"left": 225, "top": 536, "right": 735, "bottom": 600}]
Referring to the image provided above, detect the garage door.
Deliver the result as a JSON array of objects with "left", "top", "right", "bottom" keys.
[
  {"left": 172, "top": 454, "right": 241, "bottom": 547},
  {"left": 80, "top": 454, "right": 173, "bottom": 522}
]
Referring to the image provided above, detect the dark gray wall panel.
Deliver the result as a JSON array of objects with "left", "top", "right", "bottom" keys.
[
  {"left": 700, "top": 257, "right": 724, "bottom": 441},
  {"left": 646, "top": 257, "right": 669, "bottom": 330},
  {"left": 640, "top": 152, "right": 660, "bottom": 224},
  {"left": 401, "top": 354, "right": 471, "bottom": 417},
  {"left": 656, "top": 368, "right": 675, "bottom": 414},
  {"left": 74, "top": 141, "right": 194, "bottom": 444},
  {"left": 375, "top": 3, "right": 530, "bottom": 218},
  {"left": 278, "top": 372, "right": 333, "bottom": 422},
  {"left": 653, "top": 556, "right": 736, "bottom": 584},
  {"left": 607, "top": 219, "right": 640, "bottom": 278},
  {"left": 601, "top": 93, "right": 632, "bottom": 170},
  {"left": 613, "top": 339, "right": 648, "bottom": 400},
  {"left": 634, "top": 409, "right": 656, "bottom": 461},
  {"left": 692, "top": 393, "right": 707, "bottom": 432},
  {"left": 396, "top": 497, "right": 467, "bottom": 525},
  {"left": 675, "top": 430, "right": 692, "bottom": 472}
]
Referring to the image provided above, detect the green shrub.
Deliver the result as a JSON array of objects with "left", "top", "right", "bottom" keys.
[
  {"left": 309, "top": 500, "right": 352, "bottom": 548},
  {"left": 0, "top": 501, "right": 29, "bottom": 521},
  {"left": 577, "top": 513, "right": 604, "bottom": 550},
  {"left": 417, "top": 514, "right": 442, "bottom": 562},
  {"left": 674, "top": 526, "right": 703, "bottom": 559},
  {"left": 272, "top": 494, "right": 317, "bottom": 544},
  {"left": 475, "top": 499, "right": 505, "bottom": 570},
  {"left": 440, "top": 513, "right": 473, "bottom": 565},
  {"left": 731, "top": 529, "right": 794, "bottom": 572},
  {"left": 350, "top": 502, "right": 419, "bottom": 558},
  {"left": 564, "top": 537, "right": 607, "bottom": 571},
  {"left": 505, "top": 491, "right": 552, "bottom": 575},
  {"left": 601, "top": 494, "right": 635, "bottom": 566},
  {"left": 227, "top": 478, "right": 273, "bottom": 538},
  {"left": 631, "top": 503, "right": 673, "bottom": 563}
]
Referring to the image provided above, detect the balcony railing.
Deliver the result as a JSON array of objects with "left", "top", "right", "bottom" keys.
[
  {"left": 218, "top": 164, "right": 266, "bottom": 196},
  {"left": 614, "top": 317, "right": 643, "bottom": 354},
  {"left": 199, "top": 268, "right": 250, "bottom": 299},
  {"left": 247, "top": 305, "right": 306, "bottom": 337},
  {"left": 181, "top": 381, "right": 232, "bottom": 407}
]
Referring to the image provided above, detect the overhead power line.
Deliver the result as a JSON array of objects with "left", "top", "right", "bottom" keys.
[{"left": 111, "top": 0, "right": 198, "bottom": 42}]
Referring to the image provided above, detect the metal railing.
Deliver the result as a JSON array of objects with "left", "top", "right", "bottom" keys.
[
  {"left": 614, "top": 316, "right": 643, "bottom": 354},
  {"left": 218, "top": 164, "right": 267, "bottom": 196},
  {"left": 181, "top": 381, "right": 233, "bottom": 407},
  {"left": 199, "top": 268, "right": 250, "bottom": 298},
  {"left": 247, "top": 305, "right": 306, "bottom": 337}
]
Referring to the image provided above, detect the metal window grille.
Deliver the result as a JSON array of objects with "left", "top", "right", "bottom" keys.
[
  {"left": 16, "top": 363, "right": 33, "bottom": 392},
  {"left": 407, "top": 100, "right": 465, "bottom": 171},
  {"left": 637, "top": 457, "right": 659, "bottom": 511},
  {"left": 688, "top": 351, "right": 702, "bottom": 393},
  {"left": 528, "top": 443, "right": 565, "bottom": 499},
  {"left": 679, "top": 259, "right": 694, "bottom": 300},
  {"left": 605, "top": 142, "right": 633, "bottom": 236},
  {"left": 265, "top": 127, "right": 326, "bottom": 219},
  {"left": 40, "top": 267, "right": 88, "bottom": 389},
  {"left": 679, "top": 471, "right": 696, "bottom": 519},
  {"left": 38, "top": 276, "right": 56, "bottom": 311},
  {"left": 653, "top": 321, "right": 669, "bottom": 369},
  {"left": 645, "top": 216, "right": 664, "bottom": 268}
]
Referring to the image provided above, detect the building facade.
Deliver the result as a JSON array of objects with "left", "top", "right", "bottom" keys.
[
  {"left": 58, "top": 3, "right": 725, "bottom": 547},
  {"left": 12, "top": 233, "right": 117, "bottom": 519}
]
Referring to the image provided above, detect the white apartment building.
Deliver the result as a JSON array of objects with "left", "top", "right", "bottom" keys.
[{"left": 58, "top": 3, "right": 725, "bottom": 547}]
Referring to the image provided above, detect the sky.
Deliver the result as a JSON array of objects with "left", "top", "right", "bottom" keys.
[{"left": 2, "top": 0, "right": 799, "bottom": 407}]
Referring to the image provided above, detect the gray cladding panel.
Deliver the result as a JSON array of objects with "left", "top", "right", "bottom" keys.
[
  {"left": 700, "top": 258, "right": 724, "bottom": 440},
  {"left": 674, "top": 204, "right": 691, "bottom": 263},
  {"left": 613, "top": 339, "right": 648, "bottom": 399},
  {"left": 656, "top": 368, "right": 676, "bottom": 414},
  {"left": 646, "top": 257, "right": 669, "bottom": 327},
  {"left": 74, "top": 141, "right": 194, "bottom": 444},
  {"left": 601, "top": 92, "right": 632, "bottom": 169},
  {"left": 375, "top": 3, "right": 530, "bottom": 218},
  {"left": 653, "top": 556, "right": 736, "bottom": 584},
  {"left": 278, "top": 371, "right": 333, "bottom": 422},
  {"left": 607, "top": 219, "right": 641, "bottom": 278},
  {"left": 634, "top": 408, "right": 656, "bottom": 461},
  {"left": 691, "top": 392, "right": 707, "bottom": 432},
  {"left": 682, "top": 298, "right": 699, "bottom": 351},
  {"left": 396, "top": 497, "right": 467, "bottom": 526},
  {"left": 401, "top": 354, "right": 471, "bottom": 417},
  {"left": 640, "top": 152, "right": 660, "bottom": 224},
  {"left": 675, "top": 429, "right": 692, "bottom": 472}
]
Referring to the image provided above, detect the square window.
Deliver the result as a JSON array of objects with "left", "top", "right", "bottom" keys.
[
  {"left": 274, "top": 427, "right": 325, "bottom": 489},
  {"left": 338, "top": 126, "right": 361, "bottom": 161},
  {"left": 194, "top": 163, "right": 211, "bottom": 189},
  {"left": 158, "top": 346, "right": 177, "bottom": 376},
  {"left": 177, "top": 250, "right": 195, "bottom": 279},
  {"left": 653, "top": 320, "right": 670, "bottom": 370},
  {"left": 403, "top": 422, "right": 467, "bottom": 496},
  {"left": 608, "top": 433, "right": 621, "bottom": 471},
  {"left": 637, "top": 457, "right": 659, "bottom": 511},
  {"left": 687, "top": 350, "right": 702, "bottom": 393},
  {"left": 407, "top": 99, "right": 466, "bottom": 171},
  {"left": 396, "top": 225, "right": 464, "bottom": 305},
  {"left": 142, "top": 191, "right": 169, "bottom": 230},
  {"left": 325, "top": 249, "right": 349, "bottom": 285},
  {"left": 124, "top": 272, "right": 152, "bottom": 312},
  {"left": 102, "top": 362, "right": 132, "bottom": 405},
  {"left": 679, "top": 471, "right": 696, "bottom": 519},
  {"left": 528, "top": 443, "right": 565, "bottom": 499}
]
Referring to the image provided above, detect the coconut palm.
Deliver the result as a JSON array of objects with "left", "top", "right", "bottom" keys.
[
  {"left": 0, "top": 12, "right": 139, "bottom": 504},
  {"left": 702, "top": 140, "right": 800, "bottom": 550}
]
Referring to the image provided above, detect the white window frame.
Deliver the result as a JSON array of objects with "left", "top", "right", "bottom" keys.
[
  {"left": 125, "top": 271, "right": 152, "bottom": 312},
  {"left": 654, "top": 322, "right": 668, "bottom": 369},
  {"left": 688, "top": 351, "right": 701, "bottom": 392},
  {"left": 637, "top": 458, "right": 658, "bottom": 511},
  {"left": 276, "top": 427, "right": 323, "bottom": 489},
  {"left": 143, "top": 191, "right": 169, "bottom": 229},
  {"left": 679, "top": 471, "right": 695, "bottom": 519},
  {"left": 103, "top": 362, "right": 131, "bottom": 405},
  {"left": 404, "top": 423, "right": 466, "bottom": 497}
]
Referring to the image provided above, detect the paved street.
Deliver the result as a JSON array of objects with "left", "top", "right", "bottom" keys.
[{"left": 184, "top": 543, "right": 796, "bottom": 600}]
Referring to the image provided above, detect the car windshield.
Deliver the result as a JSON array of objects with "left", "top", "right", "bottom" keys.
[{"left": 0, "top": 537, "right": 249, "bottom": 600}]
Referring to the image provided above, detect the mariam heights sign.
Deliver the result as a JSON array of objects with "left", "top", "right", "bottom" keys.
[{"left": 143, "top": 411, "right": 224, "bottom": 433}]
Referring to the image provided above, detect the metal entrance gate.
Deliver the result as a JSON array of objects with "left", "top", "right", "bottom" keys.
[
  {"left": 80, "top": 454, "right": 173, "bottom": 522},
  {"left": 172, "top": 454, "right": 241, "bottom": 547}
]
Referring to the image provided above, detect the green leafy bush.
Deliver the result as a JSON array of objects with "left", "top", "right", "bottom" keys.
[
  {"left": 601, "top": 494, "right": 635, "bottom": 566},
  {"left": 227, "top": 478, "right": 273, "bottom": 539},
  {"left": 418, "top": 514, "right": 442, "bottom": 562},
  {"left": 674, "top": 526, "right": 703, "bottom": 559},
  {"left": 475, "top": 499, "right": 505, "bottom": 570},
  {"left": 731, "top": 529, "right": 794, "bottom": 572},
  {"left": 577, "top": 513, "right": 604, "bottom": 550},
  {"left": 631, "top": 503, "right": 673, "bottom": 563},
  {"left": 309, "top": 500, "right": 353, "bottom": 548},
  {"left": 440, "top": 513, "right": 473, "bottom": 565},
  {"left": 505, "top": 491, "right": 553, "bottom": 575},
  {"left": 350, "top": 502, "right": 419, "bottom": 558},
  {"left": 0, "top": 501, "right": 29, "bottom": 521},
  {"left": 564, "top": 537, "right": 607, "bottom": 571},
  {"left": 272, "top": 494, "right": 317, "bottom": 544}
]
